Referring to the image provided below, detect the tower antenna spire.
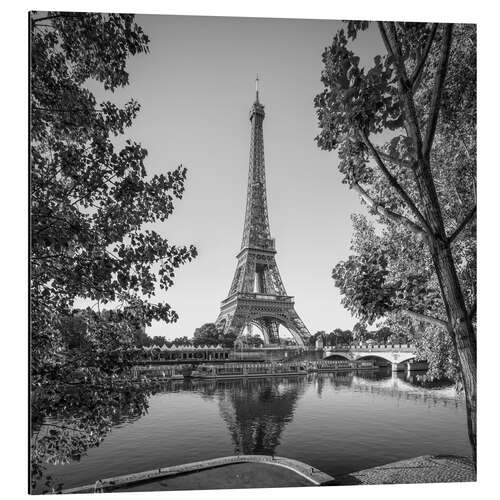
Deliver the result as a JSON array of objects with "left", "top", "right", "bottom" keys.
[{"left": 255, "top": 74, "right": 259, "bottom": 102}]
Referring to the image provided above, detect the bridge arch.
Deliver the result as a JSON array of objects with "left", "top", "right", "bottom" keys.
[
  {"left": 356, "top": 353, "right": 416, "bottom": 363},
  {"left": 355, "top": 353, "right": 417, "bottom": 366},
  {"left": 322, "top": 345, "right": 418, "bottom": 366},
  {"left": 323, "top": 353, "right": 352, "bottom": 361},
  {"left": 356, "top": 354, "right": 394, "bottom": 364}
]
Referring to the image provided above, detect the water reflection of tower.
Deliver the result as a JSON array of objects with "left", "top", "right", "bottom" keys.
[
  {"left": 217, "top": 378, "right": 306, "bottom": 455},
  {"left": 315, "top": 374, "right": 324, "bottom": 397}
]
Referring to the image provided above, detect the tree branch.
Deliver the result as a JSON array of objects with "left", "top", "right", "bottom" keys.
[
  {"left": 34, "top": 169, "right": 120, "bottom": 237},
  {"left": 402, "top": 309, "right": 449, "bottom": 329},
  {"left": 38, "top": 423, "right": 88, "bottom": 435},
  {"left": 468, "top": 299, "right": 476, "bottom": 322},
  {"left": 410, "top": 23, "right": 439, "bottom": 90},
  {"left": 31, "top": 253, "right": 69, "bottom": 261},
  {"left": 350, "top": 182, "right": 427, "bottom": 240},
  {"left": 358, "top": 130, "right": 432, "bottom": 234},
  {"left": 33, "top": 24, "right": 56, "bottom": 29},
  {"left": 377, "top": 22, "right": 395, "bottom": 59},
  {"left": 384, "top": 22, "right": 411, "bottom": 86},
  {"left": 375, "top": 148, "right": 413, "bottom": 170},
  {"left": 448, "top": 205, "right": 476, "bottom": 244},
  {"left": 32, "top": 106, "right": 105, "bottom": 115},
  {"left": 423, "top": 24, "right": 453, "bottom": 159},
  {"left": 384, "top": 22, "right": 424, "bottom": 152},
  {"left": 31, "top": 13, "right": 80, "bottom": 25}
]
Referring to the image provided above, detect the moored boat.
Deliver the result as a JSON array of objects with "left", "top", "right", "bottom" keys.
[{"left": 192, "top": 362, "right": 308, "bottom": 379}]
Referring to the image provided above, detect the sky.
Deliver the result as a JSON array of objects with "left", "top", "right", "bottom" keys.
[{"left": 91, "top": 14, "right": 386, "bottom": 339}]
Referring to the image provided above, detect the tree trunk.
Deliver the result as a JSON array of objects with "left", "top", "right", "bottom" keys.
[
  {"left": 412, "top": 155, "right": 476, "bottom": 465},
  {"left": 373, "top": 19, "right": 475, "bottom": 465},
  {"left": 431, "top": 238, "right": 477, "bottom": 466}
]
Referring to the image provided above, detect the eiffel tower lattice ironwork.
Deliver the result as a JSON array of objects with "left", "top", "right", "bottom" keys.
[{"left": 215, "top": 81, "right": 310, "bottom": 346}]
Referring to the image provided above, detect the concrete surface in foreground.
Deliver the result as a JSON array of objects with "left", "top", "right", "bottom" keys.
[
  {"left": 118, "top": 462, "right": 314, "bottom": 491},
  {"left": 61, "top": 454, "right": 475, "bottom": 493},
  {"left": 61, "top": 455, "right": 333, "bottom": 493},
  {"left": 334, "top": 455, "right": 476, "bottom": 485}
]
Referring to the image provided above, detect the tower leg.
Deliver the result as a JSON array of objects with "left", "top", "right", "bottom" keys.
[
  {"left": 216, "top": 307, "right": 248, "bottom": 339},
  {"left": 268, "top": 321, "right": 280, "bottom": 344},
  {"left": 258, "top": 318, "right": 279, "bottom": 345},
  {"left": 284, "top": 310, "right": 310, "bottom": 347},
  {"left": 217, "top": 304, "right": 310, "bottom": 347}
]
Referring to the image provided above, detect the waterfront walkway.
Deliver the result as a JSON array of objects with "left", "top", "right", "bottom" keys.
[
  {"left": 61, "top": 454, "right": 474, "bottom": 493},
  {"left": 62, "top": 455, "right": 333, "bottom": 493},
  {"left": 334, "top": 455, "right": 475, "bottom": 485},
  {"left": 119, "top": 463, "right": 313, "bottom": 491}
]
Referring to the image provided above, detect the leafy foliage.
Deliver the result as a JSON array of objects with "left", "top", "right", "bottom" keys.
[
  {"left": 193, "top": 322, "right": 237, "bottom": 348},
  {"left": 316, "top": 22, "right": 476, "bottom": 378},
  {"left": 328, "top": 328, "right": 354, "bottom": 345},
  {"left": 30, "top": 11, "right": 196, "bottom": 491},
  {"left": 142, "top": 335, "right": 192, "bottom": 347},
  {"left": 308, "top": 331, "right": 326, "bottom": 346},
  {"left": 333, "top": 214, "right": 457, "bottom": 377},
  {"left": 315, "top": 21, "right": 476, "bottom": 459},
  {"left": 245, "top": 334, "right": 265, "bottom": 347}
]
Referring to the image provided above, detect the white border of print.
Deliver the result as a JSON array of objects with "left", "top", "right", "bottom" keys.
[{"left": 2, "top": 1, "right": 496, "bottom": 499}]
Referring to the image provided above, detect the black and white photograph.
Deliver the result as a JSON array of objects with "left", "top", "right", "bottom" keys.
[{"left": 25, "top": 3, "right": 485, "bottom": 496}]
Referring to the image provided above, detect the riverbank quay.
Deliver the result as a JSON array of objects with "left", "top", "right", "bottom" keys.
[
  {"left": 138, "top": 344, "right": 323, "bottom": 363},
  {"left": 333, "top": 455, "right": 475, "bottom": 485},
  {"left": 60, "top": 455, "right": 334, "bottom": 493},
  {"left": 59, "top": 454, "right": 473, "bottom": 493},
  {"left": 132, "top": 359, "right": 378, "bottom": 380}
]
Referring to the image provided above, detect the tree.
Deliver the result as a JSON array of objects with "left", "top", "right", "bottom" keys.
[
  {"left": 352, "top": 322, "right": 369, "bottom": 342},
  {"left": 149, "top": 335, "right": 169, "bottom": 346},
  {"left": 315, "top": 22, "right": 476, "bottom": 462},
  {"left": 328, "top": 328, "right": 354, "bottom": 346},
  {"left": 307, "top": 331, "right": 318, "bottom": 347},
  {"left": 132, "top": 323, "right": 150, "bottom": 347},
  {"left": 239, "top": 333, "right": 264, "bottom": 347},
  {"left": 193, "top": 322, "right": 238, "bottom": 348},
  {"left": 171, "top": 336, "right": 192, "bottom": 346},
  {"left": 30, "top": 12, "right": 196, "bottom": 491},
  {"left": 247, "top": 334, "right": 264, "bottom": 347},
  {"left": 335, "top": 214, "right": 458, "bottom": 377},
  {"left": 193, "top": 323, "right": 220, "bottom": 346},
  {"left": 372, "top": 326, "right": 393, "bottom": 344}
]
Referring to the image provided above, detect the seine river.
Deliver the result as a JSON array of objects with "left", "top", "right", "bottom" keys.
[{"left": 39, "top": 369, "right": 470, "bottom": 491}]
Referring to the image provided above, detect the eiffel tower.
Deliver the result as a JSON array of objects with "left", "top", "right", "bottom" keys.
[{"left": 215, "top": 79, "right": 310, "bottom": 346}]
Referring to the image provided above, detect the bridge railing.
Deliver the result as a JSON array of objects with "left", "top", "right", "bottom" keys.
[{"left": 323, "top": 343, "right": 414, "bottom": 352}]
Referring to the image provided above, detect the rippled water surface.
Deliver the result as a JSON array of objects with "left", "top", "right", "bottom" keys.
[{"left": 41, "top": 370, "right": 470, "bottom": 490}]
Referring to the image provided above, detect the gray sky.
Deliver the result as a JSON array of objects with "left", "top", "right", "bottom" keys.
[{"left": 95, "top": 14, "right": 386, "bottom": 339}]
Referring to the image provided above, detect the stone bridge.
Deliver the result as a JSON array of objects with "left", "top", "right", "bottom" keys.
[{"left": 323, "top": 344, "right": 424, "bottom": 372}]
